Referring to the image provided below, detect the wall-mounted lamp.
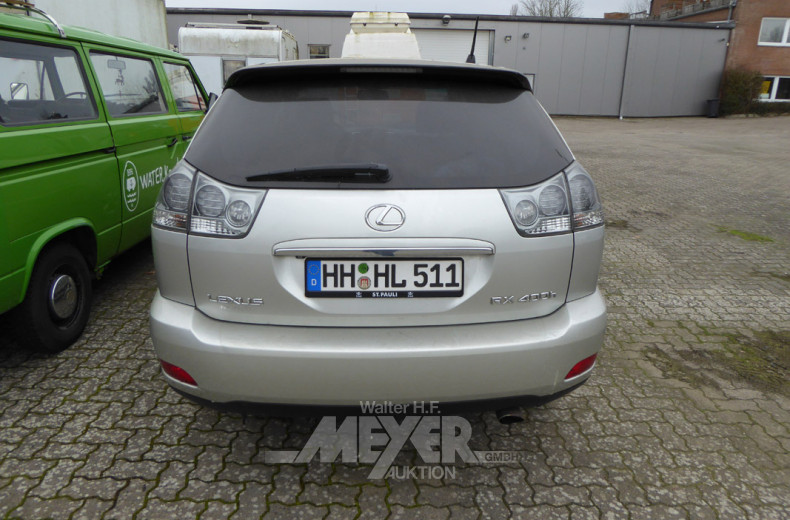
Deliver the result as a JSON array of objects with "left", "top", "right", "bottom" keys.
[
  {"left": 523, "top": 32, "right": 530, "bottom": 39},
  {"left": 504, "top": 35, "right": 512, "bottom": 42},
  {"left": 442, "top": 14, "right": 451, "bottom": 25}
]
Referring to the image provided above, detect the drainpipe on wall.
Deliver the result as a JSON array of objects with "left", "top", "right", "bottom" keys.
[{"left": 618, "top": 24, "right": 635, "bottom": 120}]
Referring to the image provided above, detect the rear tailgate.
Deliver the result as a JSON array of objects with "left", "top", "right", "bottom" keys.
[
  {"left": 183, "top": 60, "right": 576, "bottom": 327},
  {"left": 188, "top": 188, "right": 572, "bottom": 327}
]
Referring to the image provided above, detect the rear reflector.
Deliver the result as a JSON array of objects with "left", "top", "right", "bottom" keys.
[
  {"left": 160, "top": 360, "right": 198, "bottom": 386},
  {"left": 565, "top": 354, "right": 598, "bottom": 381}
]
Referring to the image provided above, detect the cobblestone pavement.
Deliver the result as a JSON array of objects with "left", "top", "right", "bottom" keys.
[{"left": 1, "top": 116, "right": 789, "bottom": 519}]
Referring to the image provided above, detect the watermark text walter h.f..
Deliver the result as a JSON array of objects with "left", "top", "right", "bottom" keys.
[{"left": 264, "top": 401, "right": 528, "bottom": 479}]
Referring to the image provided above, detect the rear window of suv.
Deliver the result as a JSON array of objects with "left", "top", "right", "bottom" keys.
[{"left": 186, "top": 74, "right": 573, "bottom": 189}]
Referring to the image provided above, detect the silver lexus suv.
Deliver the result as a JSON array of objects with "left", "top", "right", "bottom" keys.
[{"left": 149, "top": 59, "right": 606, "bottom": 415}]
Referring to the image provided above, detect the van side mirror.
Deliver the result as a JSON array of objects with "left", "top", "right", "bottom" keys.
[
  {"left": 206, "top": 92, "right": 219, "bottom": 112},
  {"left": 10, "top": 82, "right": 29, "bottom": 100}
]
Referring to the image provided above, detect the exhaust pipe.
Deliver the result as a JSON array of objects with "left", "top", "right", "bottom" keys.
[{"left": 496, "top": 407, "right": 525, "bottom": 424}]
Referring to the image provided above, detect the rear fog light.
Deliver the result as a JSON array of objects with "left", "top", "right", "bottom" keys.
[
  {"left": 564, "top": 354, "right": 598, "bottom": 381},
  {"left": 160, "top": 359, "right": 198, "bottom": 386}
]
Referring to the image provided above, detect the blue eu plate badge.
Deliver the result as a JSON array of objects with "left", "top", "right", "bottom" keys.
[{"left": 306, "top": 260, "right": 321, "bottom": 293}]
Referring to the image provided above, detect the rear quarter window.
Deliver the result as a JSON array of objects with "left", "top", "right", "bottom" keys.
[
  {"left": 186, "top": 74, "right": 573, "bottom": 189},
  {"left": 163, "top": 62, "right": 206, "bottom": 112}
]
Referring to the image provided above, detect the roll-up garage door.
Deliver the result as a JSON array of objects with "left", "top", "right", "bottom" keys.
[{"left": 413, "top": 29, "right": 492, "bottom": 65}]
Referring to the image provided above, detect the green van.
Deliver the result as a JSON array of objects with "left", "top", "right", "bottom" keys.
[{"left": 0, "top": 9, "right": 207, "bottom": 352}]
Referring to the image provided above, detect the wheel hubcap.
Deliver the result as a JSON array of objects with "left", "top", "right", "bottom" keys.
[{"left": 50, "top": 274, "right": 78, "bottom": 320}]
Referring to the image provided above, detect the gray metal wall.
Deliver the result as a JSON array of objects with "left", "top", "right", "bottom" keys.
[
  {"left": 166, "top": 10, "right": 731, "bottom": 117},
  {"left": 500, "top": 22, "right": 631, "bottom": 116},
  {"left": 620, "top": 25, "right": 729, "bottom": 117}
]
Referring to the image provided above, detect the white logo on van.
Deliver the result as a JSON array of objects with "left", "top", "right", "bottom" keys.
[{"left": 123, "top": 161, "right": 140, "bottom": 212}]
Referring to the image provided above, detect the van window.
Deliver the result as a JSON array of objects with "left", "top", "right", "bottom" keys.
[
  {"left": 163, "top": 62, "right": 206, "bottom": 112},
  {"left": 0, "top": 39, "right": 97, "bottom": 126},
  {"left": 89, "top": 52, "right": 167, "bottom": 117}
]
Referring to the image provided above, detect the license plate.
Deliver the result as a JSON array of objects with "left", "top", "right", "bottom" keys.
[{"left": 305, "top": 259, "right": 463, "bottom": 298}]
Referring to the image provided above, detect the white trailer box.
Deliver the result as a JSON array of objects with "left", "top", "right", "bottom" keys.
[
  {"left": 178, "top": 22, "right": 298, "bottom": 94},
  {"left": 341, "top": 12, "right": 421, "bottom": 60}
]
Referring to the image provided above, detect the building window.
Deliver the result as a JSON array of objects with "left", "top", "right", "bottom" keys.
[
  {"left": 524, "top": 73, "right": 536, "bottom": 92},
  {"left": 758, "top": 18, "right": 790, "bottom": 46},
  {"left": 309, "top": 44, "right": 330, "bottom": 59},
  {"left": 760, "top": 77, "right": 790, "bottom": 102},
  {"left": 222, "top": 59, "right": 246, "bottom": 86}
]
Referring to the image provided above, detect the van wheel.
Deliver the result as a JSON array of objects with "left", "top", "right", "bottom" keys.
[{"left": 17, "top": 243, "right": 92, "bottom": 353}]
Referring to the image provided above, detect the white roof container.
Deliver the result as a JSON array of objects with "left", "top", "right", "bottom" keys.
[
  {"left": 178, "top": 22, "right": 295, "bottom": 58},
  {"left": 341, "top": 12, "right": 422, "bottom": 59}
]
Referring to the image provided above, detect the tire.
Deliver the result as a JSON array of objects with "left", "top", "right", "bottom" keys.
[{"left": 16, "top": 243, "right": 93, "bottom": 353}]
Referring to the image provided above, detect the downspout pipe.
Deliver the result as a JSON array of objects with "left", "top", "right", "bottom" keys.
[{"left": 618, "top": 24, "right": 635, "bottom": 120}]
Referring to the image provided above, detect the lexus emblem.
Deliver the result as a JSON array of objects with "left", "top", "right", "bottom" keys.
[{"left": 365, "top": 204, "right": 405, "bottom": 232}]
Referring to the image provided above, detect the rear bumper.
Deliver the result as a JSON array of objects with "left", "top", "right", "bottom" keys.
[{"left": 149, "top": 289, "right": 606, "bottom": 408}]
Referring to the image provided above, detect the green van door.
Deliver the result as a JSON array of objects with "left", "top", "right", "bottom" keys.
[
  {"left": 85, "top": 47, "right": 183, "bottom": 252},
  {"left": 0, "top": 10, "right": 207, "bottom": 353},
  {"left": 0, "top": 36, "right": 120, "bottom": 344}
]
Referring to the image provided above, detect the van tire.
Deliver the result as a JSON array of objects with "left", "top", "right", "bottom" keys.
[{"left": 17, "top": 243, "right": 93, "bottom": 353}]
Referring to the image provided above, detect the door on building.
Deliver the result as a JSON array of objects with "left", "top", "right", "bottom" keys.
[{"left": 413, "top": 29, "right": 493, "bottom": 65}]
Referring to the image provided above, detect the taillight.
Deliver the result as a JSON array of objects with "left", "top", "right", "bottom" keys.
[
  {"left": 152, "top": 161, "right": 266, "bottom": 238},
  {"left": 566, "top": 162, "right": 604, "bottom": 230},
  {"left": 190, "top": 173, "right": 266, "bottom": 238},
  {"left": 500, "top": 172, "right": 571, "bottom": 236},
  {"left": 153, "top": 161, "right": 195, "bottom": 231},
  {"left": 500, "top": 162, "right": 603, "bottom": 237}
]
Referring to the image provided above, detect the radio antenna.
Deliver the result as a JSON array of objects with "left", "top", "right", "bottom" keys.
[{"left": 466, "top": 17, "right": 479, "bottom": 64}]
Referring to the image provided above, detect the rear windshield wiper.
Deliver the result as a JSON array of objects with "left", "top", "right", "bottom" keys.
[{"left": 246, "top": 163, "right": 390, "bottom": 183}]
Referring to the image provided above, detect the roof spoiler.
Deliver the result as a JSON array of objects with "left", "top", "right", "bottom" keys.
[{"left": 226, "top": 60, "right": 532, "bottom": 91}]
